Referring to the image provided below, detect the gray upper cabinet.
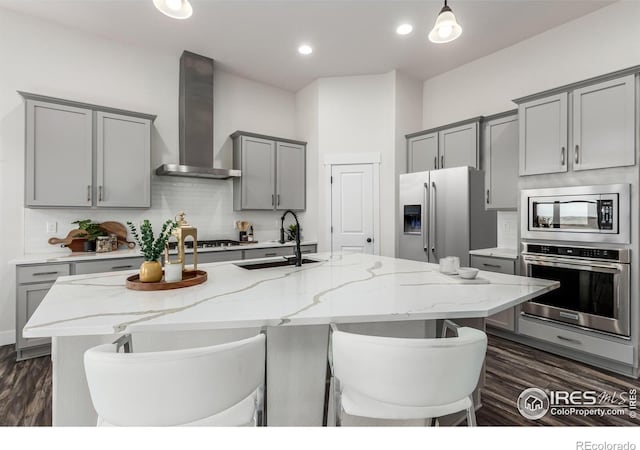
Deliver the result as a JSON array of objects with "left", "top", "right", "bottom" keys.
[
  {"left": 25, "top": 101, "right": 93, "bottom": 207},
  {"left": 482, "top": 112, "right": 518, "bottom": 210},
  {"left": 233, "top": 131, "right": 306, "bottom": 211},
  {"left": 276, "top": 142, "right": 306, "bottom": 211},
  {"left": 21, "top": 92, "right": 155, "bottom": 208},
  {"left": 96, "top": 112, "right": 151, "bottom": 208},
  {"left": 407, "top": 132, "right": 438, "bottom": 173},
  {"left": 406, "top": 118, "right": 481, "bottom": 173},
  {"left": 572, "top": 75, "right": 635, "bottom": 171},
  {"left": 438, "top": 122, "right": 478, "bottom": 169},
  {"left": 517, "top": 71, "right": 638, "bottom": 176},
  {"left": 518, "top": 93, "right": 568, "bottom": 176},
  {"left": 237, "top": 135, "right": 276, "bottom": 210}
]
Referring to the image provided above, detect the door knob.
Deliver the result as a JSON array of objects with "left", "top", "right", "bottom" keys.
[{"left": 366, "top": 238, "right": 372, "bottom": 243}]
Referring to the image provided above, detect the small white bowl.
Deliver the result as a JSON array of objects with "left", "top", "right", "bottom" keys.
[{"left": 457, "top": 267, "right": 479, "bottom": 280}]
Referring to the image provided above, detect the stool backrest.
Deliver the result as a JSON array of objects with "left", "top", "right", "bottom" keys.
[
  {"left": 84, "top": 334, "right": 265, "bottom": 426},
  {"left": 332, "top": 327, "right": 486, "bottom": 407}
]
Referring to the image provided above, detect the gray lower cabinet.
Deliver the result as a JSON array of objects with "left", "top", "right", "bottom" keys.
[
  {"left": 232, "top": 131, "right": 307, "bottom": 211},
  {"left": 15, "top": 263, "right": 70, "bottom": 361},
  {"left": 198, "top": 250, "right": 243, "bottom": 264},
  {"left": 20, "top": 92, "right": 155, "bottom": 209},
  {"left": 406, "top": 118, "right": 481, "bottom": 173},
  {"left": 470, "top": 254, "right": 518, "bottom": 331},
  {"left": 482, "top": 112, "right": 518, "bottom": 210},
  {"left": 243, "top": 245, "right": 316, "bottom": 260},
  {"left": 407, "top": 132, "right": 438, "bottom": 173}
]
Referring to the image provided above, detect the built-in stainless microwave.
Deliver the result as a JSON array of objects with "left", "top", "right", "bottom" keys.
[{"left": 521, "top": 184, "right": 630, "bottom": 244}]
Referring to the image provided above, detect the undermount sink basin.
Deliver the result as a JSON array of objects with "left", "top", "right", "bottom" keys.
[{"left": 234, "top": 258, "right": 320, "bottom": 270}]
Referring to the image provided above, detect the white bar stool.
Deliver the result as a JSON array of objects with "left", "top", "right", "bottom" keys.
[
  {"left": 327, "top": 321, "right": 487, "bottom": 426},
  {"left": 84, "top": 332, "right": 267, "bottom": 426}
]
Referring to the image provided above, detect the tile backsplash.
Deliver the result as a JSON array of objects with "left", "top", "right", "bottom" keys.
[
  {"left": 497, "top": 211, "right": 518, "bottom": 249},
  {"left": 25, "top": 176, "right": 308, "bottom": 254}
]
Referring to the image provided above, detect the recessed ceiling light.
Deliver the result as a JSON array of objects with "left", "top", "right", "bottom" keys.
[
  {"left": 298, "top": 45, "right": 313, "bottom": 55},
  {"left": 396, "top": 24, "right": 414, "bottom": 35},
  {"left": 153, "top": 0, "right": 193, "bottom": 19}
]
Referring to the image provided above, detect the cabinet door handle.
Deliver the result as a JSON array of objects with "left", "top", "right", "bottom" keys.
[
  {"left": 440, "top": 155, "right": 444, "bottom": 169},
  {"left": 98, "top": 185, "right": 103, "bottom": 202},
  {"left": 277, "top": 194, "right": 280, "bottom": 206},
  {"left": 557, "top": 335, "right": 582, "bottom": 345},
  {"left": 561, "top": 147, "right": 566, "bottom": 165},
  {"left": 434, "top": 156, "right": 437, "bottom": 169},
  {"left": 271, "top": 194, "right": 274, "bottom": 206},
  {"left": 87, "top": 185, "right": 91, "bottom": 202},
  {"left": 482, "top": 263, "right": 501, "bottom": 269},
  {"left": 111, "top": 265, "right": 133, "bottom": 270},
  {"left": 33, "top": 271, "right": 58, "bottom": 276},
  {"left": 264, "top": 252, "right": 277, "bottom": 257},
  {"left": 574, "top": 144, "right": 579, "bottom": 164},
  {"left": 486, "top": 189, "right": 490, "bottom": 204}
]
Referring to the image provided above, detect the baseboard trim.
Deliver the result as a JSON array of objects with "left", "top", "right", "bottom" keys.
[{"left": 0, "top": 330, "right": 16, "bottom": 347}]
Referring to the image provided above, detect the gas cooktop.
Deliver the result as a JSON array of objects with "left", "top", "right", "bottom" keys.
[{"left": 167, "top": 240, "right": 240, "bottom": 250}]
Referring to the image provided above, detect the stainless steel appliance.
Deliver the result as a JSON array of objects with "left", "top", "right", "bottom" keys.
[
  {"left": 521, "top": 184, "right": 630, "bottom": 244},
  {"left": 399, "top": 167, "right": 496, "bottom": 265},
  {"left": 521, "top": 243, "right": 630, "bottom": 337}
]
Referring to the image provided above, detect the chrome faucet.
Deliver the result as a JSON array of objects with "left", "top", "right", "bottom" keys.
[{"left": 279, "top": 210, "right": 302, "bottom": 267}]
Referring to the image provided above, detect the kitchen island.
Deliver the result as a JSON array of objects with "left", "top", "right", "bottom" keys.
[{"left": 24, "top": 252, "right": 558, "bottom": 426}]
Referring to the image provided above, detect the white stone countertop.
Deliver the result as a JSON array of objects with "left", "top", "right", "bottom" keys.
[
  {"left": 9, "top": 241, "right": 317, "bottom": 265},
  {"left": 24, "top": 252, "right": 558, "bottom": 338},
  {"left": 469, "top": 247, "right": 519, "bottom": 260}
]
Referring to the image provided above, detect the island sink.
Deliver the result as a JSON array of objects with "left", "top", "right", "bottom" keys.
[{"left": 234, "top": 257, "right": 320, "bottom": 270}]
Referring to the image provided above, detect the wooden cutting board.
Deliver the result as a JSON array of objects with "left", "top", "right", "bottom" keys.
[
  {"left": 99, "top": 221, "right": 136, "bottom": 249},
  {"left": 48, "top": 229, "right": 86, "bottom": 246}
]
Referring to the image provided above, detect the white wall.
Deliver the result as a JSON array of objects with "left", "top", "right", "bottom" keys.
[
  {"left": 0, "top": 7, "right": 299, "bottom": 344},
  {"left": 422, "top": 1, "right": 640, "bottom": 129},
  {"left": 315, "top": 73, "right": 396, "bottom": 255},
  {"left": 393, "top": 72, "right": 423, "bottom": 255}
]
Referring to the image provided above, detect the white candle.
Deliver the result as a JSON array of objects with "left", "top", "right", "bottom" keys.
[{"left": 164, "top": 263, "right": 182, "bottom": 283}]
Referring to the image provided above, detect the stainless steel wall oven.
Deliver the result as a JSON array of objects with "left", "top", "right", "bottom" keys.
[{"left": 521, "top": 243, "right": 630, "bottom": 337}]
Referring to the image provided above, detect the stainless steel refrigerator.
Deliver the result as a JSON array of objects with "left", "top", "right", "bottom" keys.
[{"left": 399, "top": 166, "right": 497, "bottom": 265}]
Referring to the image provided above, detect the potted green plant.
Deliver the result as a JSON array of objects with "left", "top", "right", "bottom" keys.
[
  {"left": 126, "top": 219, "right": 177, "bottom": 282},
  {"left": 72, "top": 220, "right": 106, "bottom": 252},
  {"left": 286, "top": 224, "right": 299, "bottom": 241}
]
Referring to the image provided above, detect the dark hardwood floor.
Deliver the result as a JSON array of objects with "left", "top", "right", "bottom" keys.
[{"left": 0, "top": 335, "right": 637, "bottom": 426}]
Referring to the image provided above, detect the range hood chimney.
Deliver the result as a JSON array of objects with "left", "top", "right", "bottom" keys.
[{"left": 156, "top": 51, "right": 240, "bottom": 179}]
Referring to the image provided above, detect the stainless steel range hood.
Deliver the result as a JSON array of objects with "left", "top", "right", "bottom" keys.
[{"left": 156, "top": 51, "right": 240, "bottom": 180}]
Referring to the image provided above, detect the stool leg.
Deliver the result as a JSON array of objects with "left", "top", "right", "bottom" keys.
[
  {"left": 466, "top": 396, "right": 477, "bottom": 427},
  {"left": 333, "top": 377, "right": 343, "bottom": 427}
]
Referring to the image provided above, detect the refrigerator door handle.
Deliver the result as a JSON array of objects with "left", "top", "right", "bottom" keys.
[
  {"left": 430, "top": 181, "right": 437, "bottom": 257},
  {"left": 423, "top": 182, "right": 429, "bottom": 250}
]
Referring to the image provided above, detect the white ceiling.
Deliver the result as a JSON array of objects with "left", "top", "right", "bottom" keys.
[{"left": 0, "top": 0, "right": 614, "bottom": 91}]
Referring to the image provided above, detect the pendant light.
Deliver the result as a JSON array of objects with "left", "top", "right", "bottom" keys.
[
  {"left": 153, "top": 0, "right": 193, "bottom": 19},
  {"left": 428, "top": 0, "right": 462, "bottom": 44}
]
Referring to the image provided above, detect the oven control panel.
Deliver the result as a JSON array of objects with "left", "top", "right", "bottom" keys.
[{"left": 526, "top": 244, "right": 621, "bottom": 261}]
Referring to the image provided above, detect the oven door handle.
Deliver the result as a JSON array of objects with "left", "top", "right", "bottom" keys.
[{"left": 521, "top": 255, "right": 626, "bottom": 273}]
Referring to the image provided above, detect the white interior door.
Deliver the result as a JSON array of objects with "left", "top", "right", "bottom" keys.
[{"left": 331, "top": 164, "right": 375, "bottom": 254}]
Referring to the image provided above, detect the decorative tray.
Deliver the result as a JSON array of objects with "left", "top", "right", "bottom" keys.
[{"left": 125, "top": 270, "right": 208, "bottom": 291}]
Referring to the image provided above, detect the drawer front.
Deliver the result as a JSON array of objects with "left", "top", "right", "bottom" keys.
[
  {"left": 470, "top": 255, "right": 515, "bottom": 274},
  {"left": 244, "top": 247, "right": 296, "bottom": 260},
  {"left": 74, "top": 257, "right": 144, "bottom": 275},
  {"left": 17, "top": 264, "right": 70, "bottom": 283},
  {"left": 198, "top": 250, "right": 243, "bottom": 264},
  {"left": 300, "top": 245, "right": 316, "bottom": 254},
  {"left": 519, "top": 316, "right": 634, "bottom": 365}
]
